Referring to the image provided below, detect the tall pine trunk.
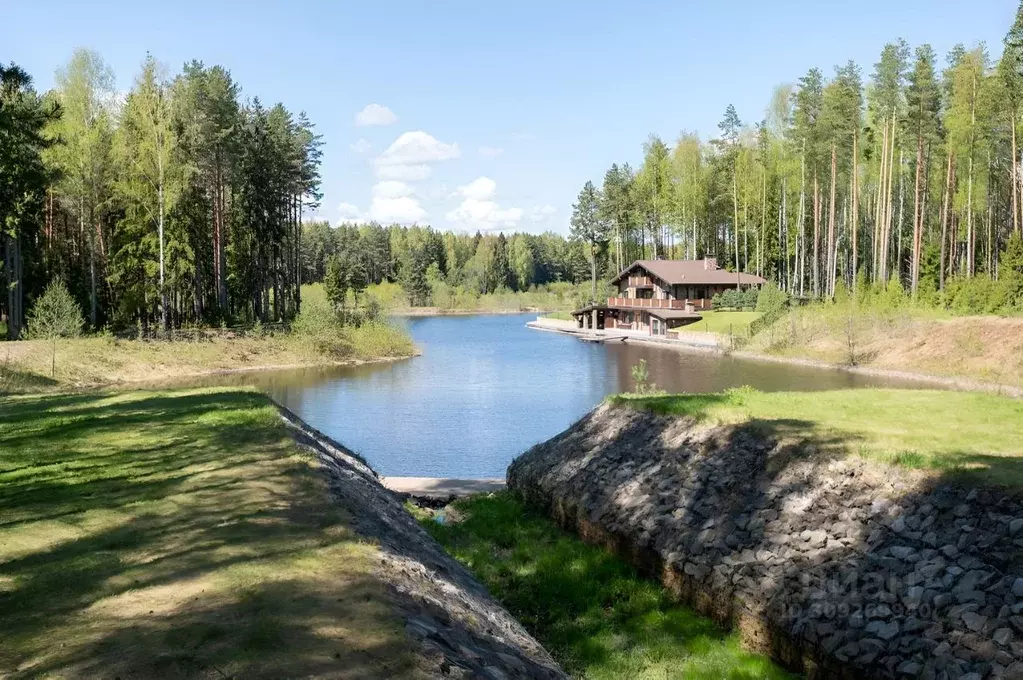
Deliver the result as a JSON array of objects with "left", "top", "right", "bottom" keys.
[
  {"left": 911, "top": 133, "right": 924, "bottom": 297},
  {"left": 827, "top": 144, "right": 837, "bottom": 297},
  {"left": 852, "top": 128, "right": 859, "bottom": 291}
]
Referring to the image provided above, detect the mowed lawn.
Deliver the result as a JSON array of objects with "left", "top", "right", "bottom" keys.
[
  {"left": 685, "top": 311, "right": 762, "bottom": 336},
  {"left": 611, "top": 388, "right": 1023, "bottom": 488},
  {"left": 419, "top": 493, "right": 793, "bottom": 680},
  {"left": 0, "top": 388, "right": 413, "bottom": 679}
]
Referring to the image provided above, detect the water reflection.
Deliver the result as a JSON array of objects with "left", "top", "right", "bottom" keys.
[{"left": 185, "top": 314, "right": 936, "bottom": 478}]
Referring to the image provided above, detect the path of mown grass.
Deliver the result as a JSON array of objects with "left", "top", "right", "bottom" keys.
[
  {"left": 0, "top": 388, "right": 412, "bottom": 679},
  {"left": 419, "top": 493, "right": 793, "bottom": 680},
  {"left": 610, "top": 387, "right": 1023, "bottom": 488}
]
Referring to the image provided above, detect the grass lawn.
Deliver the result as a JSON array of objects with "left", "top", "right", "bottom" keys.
[
  {"left": 610, "top": 387, "right": 1023, "bottom": 488},
  {"left": 0, "top": 388, "right": 413, "bottom": 678},
  {"left": 544, "top": 311, "right": 575, "bottom": 322},
  {"left": 418, "top": 493, "right": 793, "bottom": 680},
  {"left": 0, "top": 315, "right": 413, "bottom": 395},
  {"left": 686, "top": 311, "right": 762, "bottom": 335}
]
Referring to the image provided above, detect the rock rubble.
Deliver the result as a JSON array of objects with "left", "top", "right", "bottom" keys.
[{"left": 508, "top": 403, "right": 1023, "bottom": 680}]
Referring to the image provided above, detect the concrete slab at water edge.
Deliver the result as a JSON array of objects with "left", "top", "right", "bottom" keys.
[{"left": 383, "top": 476, "right": 506, "bottom": 498}]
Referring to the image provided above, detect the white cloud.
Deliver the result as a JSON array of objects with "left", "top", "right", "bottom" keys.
[
  {"left": 355, "top": 103, "right": 397, "bottom": 126},
  {"left": 373, "top": 130, "right": 459, "bottom": 180},
  {"left": 350, "top": 138, "right": 372, "bottom": 154},
  {"left": 372, "top": 180, "right": 414, "bottom": 199},
  {"left": 530, "top": 204, "right": 557, "bottom": 221},
  {"left": 369, "top": 196, "right": 425, "bottom": 224},
  {"left": 337, "top": 191, "right": 426, "bottom": 225},
  {"left": 376, "top": 163, "right": 433, "bottom": 181},
  {"left": 337, "top": 202, "right": 367, "bottom": 223},
  {"left": 376, "top": 130, "right": 460, "bottom": 167},
  {"left": 478, "top": 145, "right": 504, "bottom": 158},
  {"left": 456, "top": 176, "right": 496, "bottom": 201},
  {"left": 446, "top": 177, "right": 522, "bottom": 230}
]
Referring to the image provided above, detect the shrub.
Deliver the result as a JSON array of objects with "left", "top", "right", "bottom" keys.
[
  {"left": 755, "top": 282, "right": 788, "bottom": 314},
  {"left": 631, "top": 359, "right": 654, "bottom": 394},
  {"left": 712, "top": 288, "right": 758, "bottom": 310}
]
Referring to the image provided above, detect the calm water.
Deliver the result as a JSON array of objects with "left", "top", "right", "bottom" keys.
[{"left": 221, "top": 313, "right": 935, "bottom": 479}]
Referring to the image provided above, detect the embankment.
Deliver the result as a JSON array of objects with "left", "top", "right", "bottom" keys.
[
  {"left": 508, "top": 401, "right": 1023, "bottom": 679},
  {"left": 750, "top": 310, "right": 1023, "bottom": 391},
  {"left": 279, "top": 404, "right": 565, "bottom": 679},
  {"left": 0, "top": 323, "right": 415, "bottom": 393}
]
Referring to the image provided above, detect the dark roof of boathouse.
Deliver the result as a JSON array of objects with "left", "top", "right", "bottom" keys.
[{"left": 610, "top": 259, "right": 767, "bottom": 287}]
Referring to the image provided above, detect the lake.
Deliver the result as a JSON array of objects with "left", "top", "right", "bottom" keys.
[{"left": 230, "top": 313, "right": 935, "bottom": 479}]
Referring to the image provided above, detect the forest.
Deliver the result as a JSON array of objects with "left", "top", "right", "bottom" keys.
[
  {"left": 300, "top": 220, "right": 592, "bottom": 308},
  {"left": 567, "top": 4, "right": 1023, "bottom": 314},
  {"left": 1, "top": 49, "right": 322, "bottom": 340},
  {"left": 8, "top": 4, "right": 1023, "bottom": 344}
]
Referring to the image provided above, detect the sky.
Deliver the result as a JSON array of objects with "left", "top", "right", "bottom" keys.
[{"left": 2, "top": 0, "right": 1018, "bottom": 234}]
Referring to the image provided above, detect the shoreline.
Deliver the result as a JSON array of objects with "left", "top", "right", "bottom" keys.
[
  {"left": 389, "top": 307, "right": 556, "bottom": 317},
  {"left": 526, "top": 317, "right": 1023, "bottom": 398},
  {"left": 0, "top": 352, "right": 419, "bottom": 395}
]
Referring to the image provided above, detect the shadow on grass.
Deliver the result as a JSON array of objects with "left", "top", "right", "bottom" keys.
[
  {"left": 0, "top": 365, "right": 57, "bottom": 396},
  {"left": 422, "top": 493, "right": 793, "bottom": 679},
  {"left": 0, "top": 389, "right": 411, "bottom": 679}
]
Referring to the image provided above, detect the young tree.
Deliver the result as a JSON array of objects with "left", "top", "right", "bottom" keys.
[
  {"left": 26, "top": 280, "right": 84, "bottom": 376},
  {"left": 570, "top": 180, "right": 608, "bottom": 302},
  {"left": 323, "top": 253, "right": 350, "bottom": 314}
]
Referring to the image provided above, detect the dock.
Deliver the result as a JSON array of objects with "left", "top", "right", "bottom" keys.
[{"left": 382, "top": 476, "right": 505, "bottom": 499}]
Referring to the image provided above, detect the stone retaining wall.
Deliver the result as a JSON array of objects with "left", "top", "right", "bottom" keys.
[{"left": 507, "top": 403, "right": 1023, "bottom": 680}]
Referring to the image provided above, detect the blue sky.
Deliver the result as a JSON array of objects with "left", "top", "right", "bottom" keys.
[{"left": 2, "top": 0, "right": 1017, "bottom": 234}]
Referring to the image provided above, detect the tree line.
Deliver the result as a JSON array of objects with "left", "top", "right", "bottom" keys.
[
  {"left": 300, "top": 221, "right": 594, "bottom": 306},
  {"left": 0, "top": 48, "right": 322, "bottom": 339},
  {"left": 570, "top": 3, "right": 1023, "bottom": 310}
]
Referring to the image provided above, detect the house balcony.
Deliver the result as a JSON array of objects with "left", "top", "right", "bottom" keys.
[{"left": 607, "top": 297, "right": 712, "bottom": 311}]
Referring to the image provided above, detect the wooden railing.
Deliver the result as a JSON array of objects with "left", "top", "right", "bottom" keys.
[
  {"left": 607, "top": 297, "right": 712, "bottom": 311},
  {"left": 627, "top": 276, "right": 653, "bottom": 287}
]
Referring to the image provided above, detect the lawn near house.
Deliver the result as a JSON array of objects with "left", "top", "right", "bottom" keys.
[
  {"left": 685, "top": 310, "right": 762, "bottom": 336},
  {"left": 610, "top": 387, "right": 1023, "bottom": 488},
  {"left": 0, "top": 388, "right": 414, "bottom": 679},
  {"left": 418, "top": 493, "right": 793, "bottom": 680}
]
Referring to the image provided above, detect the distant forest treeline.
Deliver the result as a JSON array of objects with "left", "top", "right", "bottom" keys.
[{"left": 300, "top": 221, "right": 593, "bottom": 306}]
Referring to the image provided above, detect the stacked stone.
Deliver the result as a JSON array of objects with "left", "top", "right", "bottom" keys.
[{"left": 508, "top": 403, "right": 1023, "bottom": 680}]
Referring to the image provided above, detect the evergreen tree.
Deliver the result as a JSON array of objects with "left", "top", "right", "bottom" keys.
[{"left": 570, "top": 180, "right": 608, "bottom": 302}]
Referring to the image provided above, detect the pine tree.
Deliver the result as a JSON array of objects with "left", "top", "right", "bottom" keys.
[{"left": 570, "top": 180, "right": 608, "bottom": 302}]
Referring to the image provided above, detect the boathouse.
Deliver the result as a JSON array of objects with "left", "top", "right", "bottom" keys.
[{"left": 572, "top": 258, "right": 766, "bottom": 337}]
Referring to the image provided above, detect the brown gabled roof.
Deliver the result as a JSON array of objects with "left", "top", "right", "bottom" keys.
[{"left": 611, "top": 259, "right": 766, "bottom": 286}]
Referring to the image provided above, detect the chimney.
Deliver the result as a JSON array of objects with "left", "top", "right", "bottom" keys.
[{"left": 703, "top": 257, "right": 718, "bottom": 270}]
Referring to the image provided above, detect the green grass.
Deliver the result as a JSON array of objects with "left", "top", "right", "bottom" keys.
[
  {"left": 419, "top": 493, "right": 793, "bottom": 680},
  {"left": 610, "top": 387, "right": 1023, "bottom": 488},
  {"left": 686, "top": 311, "right": 762, "bottom": 335},
  {"left": 0, "top": 291, "right": 414, "bottom": 393},
  {"left": 0, "top": 388, "right": 411, "bottom": 678},
  {"left": 544, "top": 311, "right": 575, "bottom": 322}
]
